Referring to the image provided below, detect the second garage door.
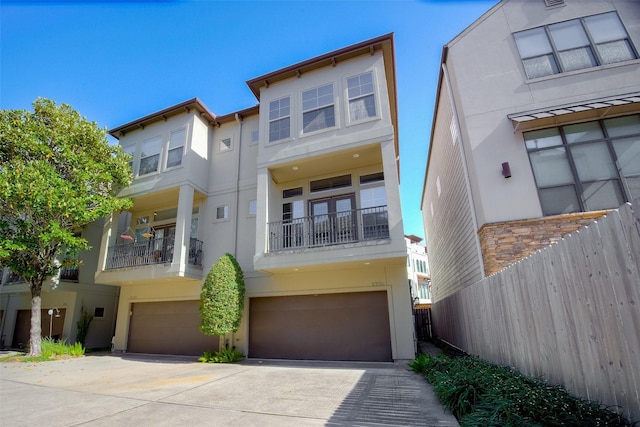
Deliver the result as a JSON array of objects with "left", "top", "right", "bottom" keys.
[
  {"left": 127, "top": 300, "right": 219, "bottom": 356},
  {"left": 249, "top": 291, "right": 392, "bottom": 361}
]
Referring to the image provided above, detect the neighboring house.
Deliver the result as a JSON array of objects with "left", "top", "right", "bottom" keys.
[
  {"left": 0, "top": 219, "right": 119, "bottom": 350},
  {"left": 95, "top": 34, "right": 415, "bottom": 361},
  {"left": 421, "top": 0, "right": 640, "bottom": 301},
  {"left": 405, "top": 234, "right": 431, "bottom": 307}
]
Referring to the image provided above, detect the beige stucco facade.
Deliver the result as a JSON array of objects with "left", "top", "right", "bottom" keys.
[
  {"left": 422, "top": 0, "right": 640, "bottom": 300},
  {"left": 97, "top": 34, "right": 415, "bottom": 361}
]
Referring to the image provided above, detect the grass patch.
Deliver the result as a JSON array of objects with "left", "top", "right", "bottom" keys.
[
  {"left": 410, "top": 352, "right": 631, "bottom": 426},
  {"left": 1, "top": 338, "right": 85, "bottom": 362},
  {"left": 199, "top": 348, "right": 244, "bottom": 363}
]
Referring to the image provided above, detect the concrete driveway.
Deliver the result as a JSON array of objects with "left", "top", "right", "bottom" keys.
[{"left": 0, "top": 353, "right": 458, "bottom": 427}]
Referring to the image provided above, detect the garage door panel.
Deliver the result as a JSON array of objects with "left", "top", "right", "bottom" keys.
[
  {"left": 249, "top": 291, "right": 391, "bottom": 362},
  {"left": 128, "top": 301, "right": 219, "bottom": 356}
]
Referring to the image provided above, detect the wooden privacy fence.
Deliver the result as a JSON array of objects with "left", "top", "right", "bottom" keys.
[
  {"left": 431, "top": 201, "right": 640, "bottom": 422},
  {"left": 413, "top": 308, "right": 432, "bottom": 341}
]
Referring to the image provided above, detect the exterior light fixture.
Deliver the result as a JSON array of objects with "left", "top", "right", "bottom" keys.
[{"left": 501, "top": 162, "right": 512, "bottom": 178}]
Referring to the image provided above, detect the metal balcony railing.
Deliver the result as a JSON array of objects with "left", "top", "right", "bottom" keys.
[
  {"left": 60, "top": 267, "right": 79, "bottom": 281},
  {"left": 268, "top": 205, "right": 389, "bottom": 252},
  {"left": 105, "top": 236, "right": 203, "bottom": 270}
]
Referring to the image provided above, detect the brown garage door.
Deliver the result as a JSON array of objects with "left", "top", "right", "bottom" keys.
[
  {"left": 249, "top": 291, "right": 392, "bottom": 361},
  {"left": 128, "top": 300, "right": 219, "bottom": 356}
]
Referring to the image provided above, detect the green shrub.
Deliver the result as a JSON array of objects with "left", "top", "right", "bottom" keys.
[
  {"left": 199, "top": 348, "right": 244, "bottom": 363},
  {"left": 76, "top": 305, "right": 93, "bottom": 346},
  {"left": 19, "top": 337, "right": 85, "bottom": 362},
  {"left": 411, "top": 353, "right": 631, "bottom": 426},
  {"left": 199, "top": 253, "right": 245, "bottom": 336}
]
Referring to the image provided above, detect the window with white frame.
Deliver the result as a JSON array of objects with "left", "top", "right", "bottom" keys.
[
  {"left": 220, "top": 137, "right": 232, "bottom": 152},
  {"left": 347, "top": 72, "right": 376, "bottom": 122},
  {"left": 525, "top": 114, "right": 640, "bottom": 216},
  {"left": 122, "top": 144, "right": 136, "bottom": 172},
  {"left": 513, "top": 11, "right": 637, "bottom": 80},
  {"left": 302, "top": 83, "right": 335, "bottom": 133},
  {"left": 251, "top": 130, "right": 259, "bottom": 143},
  {"left": 139, "top": 136, "right": 162, "bottom": 175},
  {"left": 216, "top": 205, "right": 228, "bottom": 220},
  {"left": 248, "top": 199, "right": 257, "bottom": 216},
  {"left": 167, "top": 128, "right": 185, "bottom": 168},
  {"left": 269, "top": 97, "right": 290, "bottom": 142}
]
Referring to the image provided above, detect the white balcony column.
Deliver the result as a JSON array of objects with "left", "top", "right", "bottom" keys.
[
  {"left": 254, "top": 167, "right": 270, "bottom": 259},
  {"left": 173, "top": 184, "right": 194, "bottom": 271},
  {"left": 380, "top": 138, "right": 403, "bottom": 239},
  {"left": 96, "top": 212, "right": 117, "bottom": 275}
]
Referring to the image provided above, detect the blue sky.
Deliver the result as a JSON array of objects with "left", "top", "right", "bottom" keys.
[{"left": 1, "top": 0, "right": 495, "bottom": 242}]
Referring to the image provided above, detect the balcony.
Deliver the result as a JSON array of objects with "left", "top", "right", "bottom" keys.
[
  {"left": 268, "top": 206, "right": 389, "bottom": 252},
  {"left": 105, "top": 236, "right": 203, "bottom": 270},
  {"left": 60, "top": 267, "right": 79, "bottom": 282}
]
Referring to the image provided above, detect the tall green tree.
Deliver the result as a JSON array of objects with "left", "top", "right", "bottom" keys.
[
  {"left": 0, "top": 98, "right": 132, "bottom": 356},
  {"left": 199, "top": 253, "right": 245, "bottom": 337}
]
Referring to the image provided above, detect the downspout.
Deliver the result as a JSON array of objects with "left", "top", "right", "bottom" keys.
[
  {"left": 232, "top": 113, "right": 244, "bottom": 259},
  {"left": 230, "top": 112, "right": 244, "bottom": 350}
]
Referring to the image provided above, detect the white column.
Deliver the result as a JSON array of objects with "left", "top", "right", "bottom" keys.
[{"left": 173, "top": 184, "right": 194, "bottom": 271}]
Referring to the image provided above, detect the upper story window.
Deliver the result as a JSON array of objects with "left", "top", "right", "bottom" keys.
[
  {"left": 139, "top": 136, "right": 162, "bottom": 176},
  {"left": 219, "top": 137, "right": 232, "bottom": 152},
  {"left": 514, "top": 12, "right": 637, "bottom": 79},
  {"left": 122, "top": 144, "right": 136, "bottom": 173},
  {"left": 347, "top": 72, "right": 376, "bottom": 122},
  {"left": 269, "top": 97, "right": 290, "bottom": 142},
  {"left": 524, "top": 114, "right": 640, "bottom": 216},
  {"left": 302, "top": 83, "right": 335, "bottom": 133},
  {"left": 167, "top": 128, "right": 185, "bottom": 168}
]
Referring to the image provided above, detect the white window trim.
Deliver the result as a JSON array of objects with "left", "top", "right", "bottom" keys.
[
  {"left": 268, "top": 96, "right": 292, "bottom": 144},
  {"left": 215, "top": 204, "right": 229, "bottom": 222},
  {"left": 138, "top": 135, "right": 163, "bottom": 177},
  {"left": 219, "top": 137, "right": 233, "bottom": 153},
  {"left": 166, "top": 127, "right": 186, "bottom": 170},
  {"left": 300, "top": 82, "right": 338, "bottom": 137},
  {"left": 345, "top": 71, "right": 380, "bottom": 126},
  {"left": 250, "top": 130, "right": 259, "bottom": 145},
  {"left": 248, "top": 199, "right": 257, "bottom": 217}
]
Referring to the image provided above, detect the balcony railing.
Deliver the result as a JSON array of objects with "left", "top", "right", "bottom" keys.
[
  {"left": 60, "top": 267, "right": 79, "bottom": 281},
  {"left": 105, "top": 236, "right": 203, "bottom": 270},
  {"left": 268, "top": 205, "right": 389, "bottom": 252}
]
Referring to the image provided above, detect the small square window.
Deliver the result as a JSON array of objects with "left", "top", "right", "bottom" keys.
[
  {"left": 220, "top": 138, "right": 232, "bottom": 152},
  {"left": 216, "top": 205, "right": 229, "bottom": 220},
  {"left": 94, "top": 307, "right": 105, "bottom": 318}
]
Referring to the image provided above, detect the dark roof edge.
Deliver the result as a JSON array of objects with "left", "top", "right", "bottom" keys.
[
  {"left": 109, "top": 98, "right": 217, "bottom": 139},
  {"left": 246, "top": 33, "right": 395, "bottom": 100}
]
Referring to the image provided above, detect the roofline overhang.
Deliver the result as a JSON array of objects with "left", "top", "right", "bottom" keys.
[
  {"left": 108, "top": 98, "right": 218, "bottom": 139},
  {"left": 421, "top": 46, "right": 449, "bottom": 207},
  {"left": 246, "top": 33, "right": 400, "bottom": 179}
]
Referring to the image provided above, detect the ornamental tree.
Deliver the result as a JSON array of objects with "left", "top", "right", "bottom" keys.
[
  {"left": 0, "top": 98, "right": 132, "bottom": 356},
  {"left": 199, "top": 253, "right": 245, "bottom": 337}
]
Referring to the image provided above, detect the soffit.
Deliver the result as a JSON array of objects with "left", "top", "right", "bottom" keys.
[{"left": 269, "top": 144, "right": 382, "bottom": 184}]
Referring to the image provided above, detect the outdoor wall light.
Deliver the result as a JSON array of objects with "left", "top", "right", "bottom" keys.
[{"left": 501, "top": 162, "right": 512, "bottom": 178}]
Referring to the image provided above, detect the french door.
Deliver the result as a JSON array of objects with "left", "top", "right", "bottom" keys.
[{"left": 310, "top": 194, "right": 356, "bottom": 246}]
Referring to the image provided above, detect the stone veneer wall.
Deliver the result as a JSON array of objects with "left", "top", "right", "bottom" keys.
[{"left": 477, "top": 210, "right": 610, "bottom": 276}]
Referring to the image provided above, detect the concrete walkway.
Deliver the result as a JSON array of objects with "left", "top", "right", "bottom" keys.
[{"left": 0, "top": 349, "right": 458, "bottom": 427}]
